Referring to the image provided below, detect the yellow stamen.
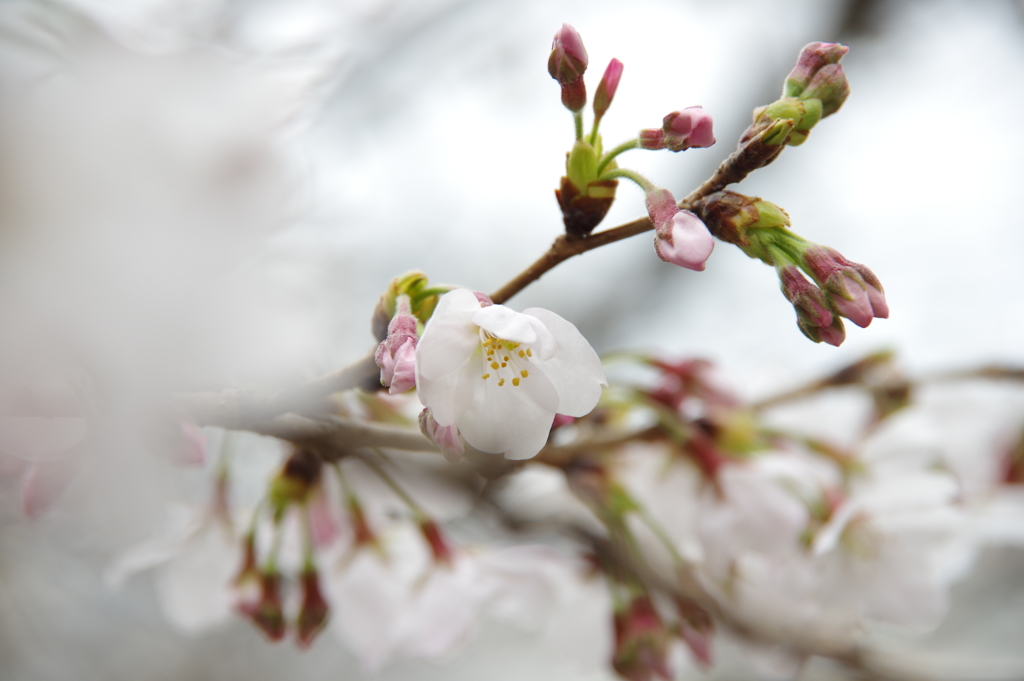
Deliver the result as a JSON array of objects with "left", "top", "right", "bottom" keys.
[
  {"left": 503, "top": 356, "right": 509, "bottom": 361},
  {"left": 521, "top": 370, "right": 528, "bottom": 377},
  {"left": 498, "top": 378, "right": 505, "bottom": 386},
  {"left": 518, "top": 350, "right": 525, "bottom": 358},
  {"left": 526, "top": 349, "right": 532, "bottom": 357},
  {"left": 501, "top": 362, "right": 507, "bottom": 368},
  {"left": 512, "top": 377, "right": 520, "bottom": 386},
  {"left": 491, "top": 362, "right": 499, "bottom": 370},
  {"left": 482, "top": 373, "right": 490, "bottom": 380}
]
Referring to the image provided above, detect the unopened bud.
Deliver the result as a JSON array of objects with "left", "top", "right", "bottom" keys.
[
  {"left": 799, "top": 316, "right": 847, "bottom": 347},
  {"left": 374, "top": 295, "right": 419, "bottom": 393},
  {"left": 801, "top": 64, "right": 849, "bottom": 117},
  {"left": 548, "top": 23, "right": 588, "bottom": 84},
  {"left": 548, "top": 24, "right": 588, "bottom": 112},
  {"left": 646, "top": 188, "right": 714, "bottom": 271},
  {"left": 802, "top": 246, "right": 888, "bottom": 328},
  {"left": 371, "top": 272, "right": 449, "bottom": 341},
  {"left": 593, "top": 58, "right": 624, "bottom": 119},
  {"left": 239, "top": 571, "right": 286, "bottom": 642},
  {"left": 785, "top": 42, "right": 849, "bottom": 99},
  {"left": 419, "top": 408, "right": 464, "bottom": 464},
  {"left": 296, "top": 567, "right": 329, "bottom": 648},
  {"left": 661, "top": 107, "right": 715, "bottom": 151},
  {"left": 779, "top": 266, "right": 833, "bottom": 329}
]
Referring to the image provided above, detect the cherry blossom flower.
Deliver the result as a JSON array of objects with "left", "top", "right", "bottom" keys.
[{"left": 415, "top": 288, "right": 607, "bottom": 460}]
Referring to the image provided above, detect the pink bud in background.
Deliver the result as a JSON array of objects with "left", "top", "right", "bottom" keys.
[
  {"left": 593, "top": 58, "right": 624, "bottom": 119},
  {"left": 662, "top": 107, "right": 715, "bottom": 151},
  {"left": 419, "top": 518, "right": 453, "bottom": 564},
  {"left": 647, "top": 188, "right": 714, "bottom": 271},
  {"left": 296, "top": 568, "right": 329, "bottom": 648},
  {"left": 419, "top": 408, "right": 464, "bottom": 464},
  {"left": 779, "top": 266, "right": 833, "bottom": 329}
]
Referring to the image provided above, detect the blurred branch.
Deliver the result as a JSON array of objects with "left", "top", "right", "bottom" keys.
[{"left": 175, "top": 352, "right": 379, "bottom": 428}]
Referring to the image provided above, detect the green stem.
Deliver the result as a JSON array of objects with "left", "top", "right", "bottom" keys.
[
  {"left": 301, "top": 501, "right": 315, "bottom": 571},
  {"left": 264, "top": 512, "right": 285, "bottom": 573},
  {"left": 588, "top": 113, "right": 605, "bottom": 146},
  {"left": 597, "top": 138, "right": 639, "bottom": 174},
  {"left": 600, "top": 167, "right": 655, "bottom": 193},
  {"left": 574, "top": 111, "right": 584, "bottom": 141}
]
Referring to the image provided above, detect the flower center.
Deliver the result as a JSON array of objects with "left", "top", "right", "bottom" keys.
[{"left": 478, "top": 330, "right": 532, "bottom": 387}]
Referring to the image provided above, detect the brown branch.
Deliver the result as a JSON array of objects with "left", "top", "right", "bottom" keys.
[{"left": 489, "top": 120, "right": 785, "bottom": 305}]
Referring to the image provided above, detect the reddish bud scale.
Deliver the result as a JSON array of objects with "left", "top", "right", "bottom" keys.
[
  {"left": 556, "top": 174, "right": 618, "bottom": 236},
  {"left": 296, "top": 569, "right": 330, "bottom": 648},
  {"left": 779, "top": 266, "right": 833, "bottom": 328}
]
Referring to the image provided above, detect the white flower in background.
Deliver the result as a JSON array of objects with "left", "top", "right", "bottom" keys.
[
  {"left": 415, "top": 288, "right": 607, "bottom": 460},
  {"left": 105, "top": 504, "right": 242, "bottom": 632}
]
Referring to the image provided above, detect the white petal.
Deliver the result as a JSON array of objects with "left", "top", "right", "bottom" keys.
[
  {"left": 472, "top": 305, "right": 542, "bottom": 344},
  {"left": 522, "top": 308, "right": 606, "bottom": 417},
  {"left": 415, "top": 289, "right": 480, "bottom": 380},
  {"left": 453, "top": 354, "right": 558, "bottom": 460},
  {"left": 416, "top": 369, "right": 461, "bottom": 427}
]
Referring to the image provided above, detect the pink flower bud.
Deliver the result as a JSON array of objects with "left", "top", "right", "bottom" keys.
[
  {"left": 296, "top": 568, "right": 329, "bottom": 648},
  {"left": 593, "top": 58, "right": 623, "bottom": 119},
  {"left": 801, "top": 63, "right": 850, "bottom": 117},
  {"left": 779, "top": 266, "right": 833, "bottom": 328},
  {"left": 419, "top": 408, "right": 464, "bottom": 464},
  {"left": 374, "top": 294, "right": 419, "bottom": 393},
  {"left": 647, "top": 189, "right": 714, "bottom": 271},
  {"left": 785, "top": 42, "right": 849, "bottom": 98},
  {"left": 661, "top": 107, "right": 715, "bottom": 152},
  {"left": 548, "top": 23, "right": 588, "bottom": 85},
  {"left": 803, "top": 246, "right": 888, "bottom": 328}
]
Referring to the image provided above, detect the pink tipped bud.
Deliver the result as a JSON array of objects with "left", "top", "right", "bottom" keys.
[
  {"left": 803, "top": 246, "right": 887, "bottom": 328},
  {"left": 419, "top": 408, "right": 464, "bottom": 464},
  {"left": 374, "top": 294, "right": 419, "bottom": 393},
  {"left": 661, "top": 107, "right": 715, "bottom": 152},
  {"left": 296, "top": 568, "right": 330, "bottom": 648},
  {"left": 647, "top": 189, "right": 714, "bottom": 271},
  {"left": 779, "top": 266, "right": 833, "bottom": 328},
  {"left": 548, "top": 23, "right": 588, "bottom": 84},
  {"left": 785, "top": 42, "right": 849, "bottom": 98},
  {"left": 593, "top": 58, "right": 624, "bottom": 119},
  {"left": 801, "top": 64, "right": 850, "bottom": 117}
]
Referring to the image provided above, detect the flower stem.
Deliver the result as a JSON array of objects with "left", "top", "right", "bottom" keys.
[
  {"left": 588, "top": 113, "right": 605, "bottom": 146},
  {"left": 599, "top": 167, "right": 655, "bottom": 192},
  {"left": 574, "top": 110, "right": 584, "bottom": 141},
  {"left": 596, "top": 138, "right": 639, "bottom": 174}
]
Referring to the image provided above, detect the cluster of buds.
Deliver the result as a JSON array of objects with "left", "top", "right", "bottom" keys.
[
  {"left": 234, "top": 449, "right": 330, "bottom": 647},
  {"left": 695, "top": 191, "right": 887, "bottom": 346},
  {"left": 548, "top": 24, "right": 715, "bottom": 236},
  {"left": 750, "top": 42, "right": 850, "bottom": 147}
]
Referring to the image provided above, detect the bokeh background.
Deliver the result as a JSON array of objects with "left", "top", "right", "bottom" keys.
[{"left": 1, "top": 0, "right": 1023, "bottom": 679}]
